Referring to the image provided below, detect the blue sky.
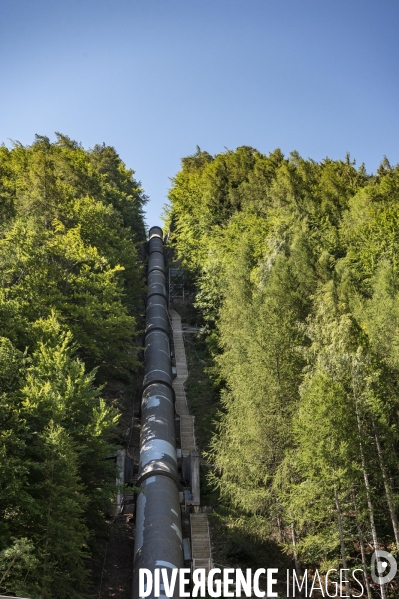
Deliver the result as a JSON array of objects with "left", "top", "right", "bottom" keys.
[{"left": 1, "top": 0, "right": 398, "bottom": 226}]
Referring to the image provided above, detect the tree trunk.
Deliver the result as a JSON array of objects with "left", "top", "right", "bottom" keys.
[
  {"left": 334, "top": 487, "right": 351, "bottom": 597},
  {"left": 373, "top": 419, "right": 399, "bottom": 548},
  {"left": 277, "top": 513, "right": 283, "bottom": 543},
  {"left": 353, "top": 388, "right": 386, "bottom": 599},
  {"left": 291, "top": 521, "right": 304, "bottom": 597},
  {"left": 352, "top": 493, "right": 372, "bottom": 599}
]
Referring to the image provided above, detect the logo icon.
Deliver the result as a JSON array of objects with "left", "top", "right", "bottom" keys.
[{"left": 371, "top": 550, "right": 397, "bottom": 584}]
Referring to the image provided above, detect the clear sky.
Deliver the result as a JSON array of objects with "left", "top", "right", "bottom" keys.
[{"left": 1, "top": 0, "right": 398, "bottom": 227}]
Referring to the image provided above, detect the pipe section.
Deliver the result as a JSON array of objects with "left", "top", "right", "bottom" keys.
[
  {"left": 147, "top": 270, "right": 167, "bottom": 301},
  {"left": 133, "top": 227, "right": 184, "bottom": 599},
  {"left": 148, "top": 252, "right": 165, "bottom": 274},
  {"left": 145, "top": 295, "right": 169, "bottom": 335}
]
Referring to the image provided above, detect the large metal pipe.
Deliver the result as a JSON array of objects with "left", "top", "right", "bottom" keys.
[
  {"left": 147, "top": 270, "right": 167, "bottom": 301},
  {"left": 146, "top": 295, "right": 169, "bottom": 335},
  {"left": 149, "top": 226, "right": 163, "bottom": 240},
  {"left": 148, "top": 252, "right": 165, "bottom": 274},
  {"left": 133, "top": 227, "right": 184, "bottom": 599},
  {"left": 148, "top": 236, "right": 164, "bottom": 256},
  {"left": 132, "top": 477, "right": 183, "bottom": 598},
  {"left": 139, "top": 383, "right": 178, "bottom": 484},
  {"left": 142, "top": 329, "right": 172, "bottom": 390}
]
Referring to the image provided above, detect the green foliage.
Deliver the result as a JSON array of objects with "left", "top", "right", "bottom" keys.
[
  {"left": 0, "top": 320, "right": 119, "bottom": 598},
  {"left": 0, "top": 134, "right": 146, "bottom": 598},
  {"left": 0, "top": 538, "right": 39, "bottom": 598},
  {"left": 167, "top": 146, "right": 399, "bottom": 577},
  {"left": 0, "top": 134, "right": 146, "bottom": 371}
]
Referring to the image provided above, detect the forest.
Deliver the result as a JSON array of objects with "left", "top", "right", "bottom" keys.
[
  {"left": 166, "top": 146, "right": 399, "bottom": 597},
  {"left": 0, "top": 134, "right": 146, "bottom": 598},
  {"left": 2, "top": 134, "right": 399, "bottom": 598}
]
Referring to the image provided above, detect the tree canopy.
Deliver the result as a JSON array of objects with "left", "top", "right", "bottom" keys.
[
  {"left": 0, "top": 134, "right": 146, "bottom": 598},
  {"left": 167, "top": 145, "right": 399, "bottom": 595}
]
